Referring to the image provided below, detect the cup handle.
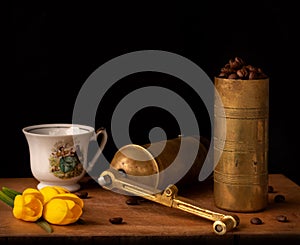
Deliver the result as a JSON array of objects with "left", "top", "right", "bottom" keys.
[{"left": 85, "top": 127, "right": 108, "bottom": 172}]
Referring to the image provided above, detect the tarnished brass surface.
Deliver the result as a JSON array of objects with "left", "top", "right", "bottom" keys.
[
  {"left": 99, "top": 168, "right": 240, "bottom": 235},
  {"left": 110, "top": 136, "right": 208, "bottom": 189},
  {"left": 214, "top": 77, "right": 269, "bottom": 212}
]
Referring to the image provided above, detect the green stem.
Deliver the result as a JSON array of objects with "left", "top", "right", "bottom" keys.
[
  {"left": 0, "top": 190, "right": 14, "bottom": 207},
  {"left": 1, "top": 187, "right": 21, "bottom": 200},
  {"left": 2, "top": 186, "right": 22, "bottom": 196}
]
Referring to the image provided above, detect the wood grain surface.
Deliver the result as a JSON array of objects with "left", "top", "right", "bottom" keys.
[{"left": 0, "top": 174, "right": 299, "bottom": 244}]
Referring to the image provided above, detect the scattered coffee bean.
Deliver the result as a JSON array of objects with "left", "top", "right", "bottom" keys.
[
  {"left": 276, "top": 215, "right": 288, "bottom": 222},
  {"left": 126, "top": 196, "right": 139, "bottom": 205},
  {"left": 274, "top": 194, "right": 285, "bottom": 203},
  {"left": 74, "top": 191, "right": 89, "bottom": 199},
  {"left": 250, "top": 217, "right": 263, "bottom": 225},
  {"left": 109, "top": 217, "right": 123, "bottom": 224},
  {"left": 76, "top": 218, "right": 86, "bottom": 224},
  {"left": 268, "top": 185, "right": 274, "bottom": 193}
]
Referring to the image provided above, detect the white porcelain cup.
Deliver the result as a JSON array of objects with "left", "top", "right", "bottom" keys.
[{"left": 22, "top": 123, "right": 107, "bottom": 192}]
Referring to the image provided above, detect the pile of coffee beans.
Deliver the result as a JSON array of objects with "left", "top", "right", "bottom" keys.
[{"left": 217, "top": 57, "right": 268, "bottom": 79}]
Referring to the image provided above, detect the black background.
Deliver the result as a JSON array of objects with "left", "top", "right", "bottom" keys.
[{"left": 6, "top": 1, "right": 299, "bottom": 185}]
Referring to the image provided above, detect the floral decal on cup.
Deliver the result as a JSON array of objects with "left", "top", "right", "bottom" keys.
[{"left": 49, "top": 141, "right": 84, "bottom": 179}]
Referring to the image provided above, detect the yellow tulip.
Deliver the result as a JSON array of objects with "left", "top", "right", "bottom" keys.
[
  {"left": 11, "top": 186, "right": 84, "bottom": 226},
  {"left": 43, "top": 193, "right": 83, "bottom": 225},
  {"left": 39, "top": 186, "right": 70, "bottom": 204},
  {"left": 22, "top": 188, "right": 44, "bottom": 203},
  {"left": 12, "top": 194, "right": 43, "bottom": 222}
]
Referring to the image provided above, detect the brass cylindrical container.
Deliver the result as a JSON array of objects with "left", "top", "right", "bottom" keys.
[{"left": 214, "top": 77, "right": 269, "bottom": 212}]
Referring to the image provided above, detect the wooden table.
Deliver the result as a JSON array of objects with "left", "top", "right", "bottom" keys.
[{"left": 1, "top": 174, "right": 299, "bottom": 244}]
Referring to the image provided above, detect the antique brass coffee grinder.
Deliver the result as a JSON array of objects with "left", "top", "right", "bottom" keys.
[{"left": 98, "top": 136, "right": 240, "bottom": 235}]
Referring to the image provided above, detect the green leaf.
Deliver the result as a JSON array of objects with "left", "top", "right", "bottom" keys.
[{"left": 36, "top": 218, "right": 53, "bottom": 233}]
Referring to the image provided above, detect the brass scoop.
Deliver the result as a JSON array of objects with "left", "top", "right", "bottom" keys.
[{"left": 98, "top": 168, "right": 240, "bottom": 235}]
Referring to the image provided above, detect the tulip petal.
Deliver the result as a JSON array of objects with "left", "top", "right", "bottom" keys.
[
  {"left": 22, "top": 188, "right": 44, "bottom": 203},
  {"left": 12, "top": 195, "right": 24, "bottom": 219},
  {"left": 43, "top": 199, "right": 68, "bottom": 224},
  {"left": 50, "top": 193, "right": 84, "bottom": 208},
  {"left": 40, "top": 186, "right": 60, "bottom": 204},
  {"left": 40, "top": 186, "right": 70, "bottom": 204},
  {"left": 52, "top": 186, "right": 70, "bottom": 194}
]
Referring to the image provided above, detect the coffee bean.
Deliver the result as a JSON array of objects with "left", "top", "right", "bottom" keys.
[
  {"left": 250, "top": 217, "right": 263, "bottom": 225},
  {"left": 274, "top": 194, "right": 285, "bottom": 203},
  {"left": 248, "top": 71, "right": 257, "bottom": 79},
  {"left": 138, "top": 197, "right": 149, "bottom": 203},
  {"left": 218, "top": 72, "right": 228, "bottom": 78},
  {"left": 276, "top": 215, "right": 288, "bottom": 222},
  {"left": 237, "top": 68, "right": 249, "bottom": 78},
  {"left": 109, "top": 217, "right": 123, "bottom": 224},
  {"left": 268, "top": 185, "right": 274, "bottom": 193},
  {"left": 235, "top": 57, "right": 245, "bottom": 66},
  {"left": 229, "top": 58, "right": 235, "bottom": 69},
  {"left": 126, "top": 196, "right": 139, "bottom": 205},
  {"left": 228, "top": 73, "right": 239, "bottom": 79},
  {"left": 74, "top": 191, "right": 89, "bottom": 199}
]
